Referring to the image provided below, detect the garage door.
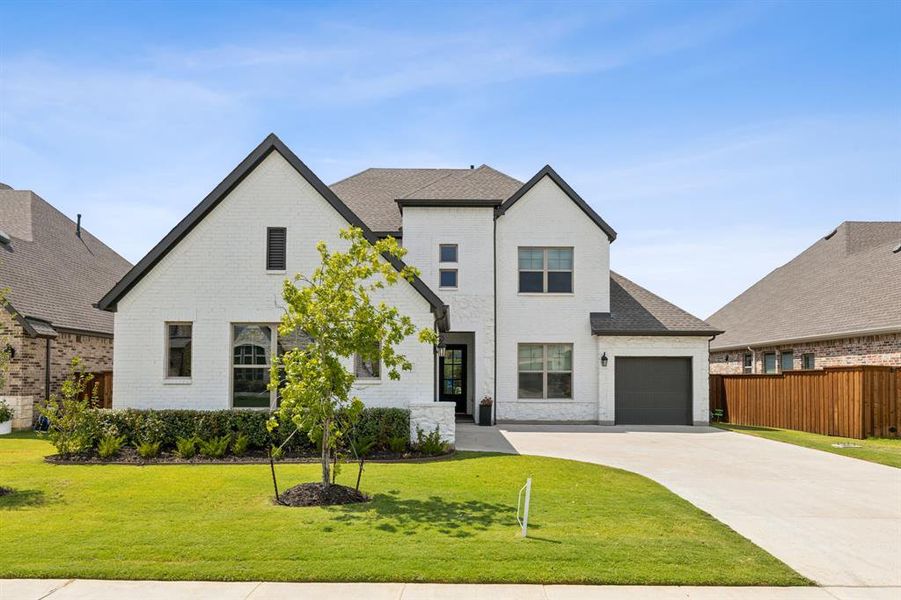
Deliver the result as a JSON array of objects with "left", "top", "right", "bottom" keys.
[{"left": 615, "top": 357, "right": 692, "bottom": 425}]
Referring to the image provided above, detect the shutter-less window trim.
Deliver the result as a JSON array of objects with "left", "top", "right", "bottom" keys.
[{"left": 267, "top": 227, "right": 287, "bottom": 271}]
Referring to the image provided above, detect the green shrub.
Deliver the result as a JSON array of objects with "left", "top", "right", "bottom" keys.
[
  {"left": 348, "top": 434, "right": 376, "bottom": 459},
  {"left": 387, "top": 434, "right": 407, "bottom": 454},
  {"left": 39, "top": 358, "right": 99, "bottom": 456},
  {"left": 415, "top": 426, "right": 447, "bottom": 456},
  {"left": 0, "top": 399, "right": 12, "bottom": 423},
  {"left": 174, "top": 436, "right": 197, "bottom": 459},
  {"left": 232, "top": 433, "right": 250, "bottom": 457},
  {"left": 199, "top": 435, "right": 231, "bottom": 459},
  {"left": 353, "top": 407, "right": 409, "bottom": 451},
  {"left": 97, "top": 434, "right": 126, "bottom": 459},
  {"left": 135, "top": 440, "right": 161, "bottom": 459}
]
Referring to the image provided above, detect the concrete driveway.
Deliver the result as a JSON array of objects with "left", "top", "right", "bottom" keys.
[{"left": 457, "top": 424, "right": 901, "bottom": 587}]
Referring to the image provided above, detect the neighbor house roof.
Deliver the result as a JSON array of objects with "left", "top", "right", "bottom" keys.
[
  {"left": 708, "top": 221, "right": 901, "bottom": 351},
  {"left": 0, "top": 187, "right": 132, "bottom": 336},
  {"left": 97, "top": 134, "right": 450, "bottom": 330},
  {"left": 330, "top": 165, "right": 522, "bottom": 232},
  {"left": 590, "top": 272, "right": 721, "bottom": 336}
]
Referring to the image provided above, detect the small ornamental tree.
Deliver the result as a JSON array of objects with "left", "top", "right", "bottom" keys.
[{"left": 268, "top": 227, "right": 437, "bottom": 489}]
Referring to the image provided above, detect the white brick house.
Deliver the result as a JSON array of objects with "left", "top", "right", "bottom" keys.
[{"left": 99, "top": 134, "right": 720, "bottom": 429}]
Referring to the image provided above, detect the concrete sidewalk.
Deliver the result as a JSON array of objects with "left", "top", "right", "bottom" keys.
[{"left": 2, "top": 579, "right": 900, "bottom": 600}]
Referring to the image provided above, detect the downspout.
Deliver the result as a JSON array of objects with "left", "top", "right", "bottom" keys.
[
  {"left": 44, "top": 338, "right": 51, "bottom": 401},
  {"left": 492, "top": 212, "right": 497, "bottom": 426}
]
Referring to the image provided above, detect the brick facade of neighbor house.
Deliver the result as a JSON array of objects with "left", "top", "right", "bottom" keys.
[
  {"left": 0, "top": 309, "right": 114, "bottom": 428},
  {"left": 709, "top": 332, "right": 901, "bottom": 375}
]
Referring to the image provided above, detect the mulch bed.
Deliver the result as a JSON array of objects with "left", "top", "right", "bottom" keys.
[
  {"left": 277, "top": 482, "right": 369, "bottom": 507},
  {"left": 0, "top": 486, "right": 13, "bottom": 497},
  {"left": 45, "top": 447, "right": 454, "bottom": 466}
]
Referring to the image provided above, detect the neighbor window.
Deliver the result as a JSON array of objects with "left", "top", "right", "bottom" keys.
[
  {"left": 354, "top": 345, "right": 381, "bottom": 380},
  {"left": 166, "top": 323, "right": 192, "bottom": 378},
  {"left": 439, "top": 269, "right": 458, "bottom": 288},
  {"left": 232, "top": 324, "right": 273, "bottom": 408},
  {"left": 518, "top": 343, "right": 572, "bottom": 399},
  {"left": 802, "top": 353, "right": 815, "bottom": 370},
  {"left": 267, "top": 227, "right": 287, "bottom": 271},
  {"left": 780, "top": 351, "right": 794, "bottom": 372},
  {"left": 518, "top": 247, "right": 573, "bottom": 293},
  {"left": 743, "top": 353, "right": 753, "bottom": 374},
  {"left": 439, "top": 244, "right": 458, "bottom": 263},
  {"left": 763, "top": 352, "right": 777, "bottom": 374}
]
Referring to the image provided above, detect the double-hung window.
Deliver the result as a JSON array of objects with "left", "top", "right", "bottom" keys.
[
  {"left": 518, "top": 343, "right": 573, "bottom": 399},
  {"left": 166, "top": 322, "right": 192, "bottom": 379},
  {"left": 518, "top": 247, "right": 573, "bottom": 293}
]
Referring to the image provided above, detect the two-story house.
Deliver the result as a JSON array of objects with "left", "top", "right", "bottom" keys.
[{"left": 98, "top": 134, "right": 720, "bottom": 433}]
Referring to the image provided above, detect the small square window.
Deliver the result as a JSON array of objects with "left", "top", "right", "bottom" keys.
[
  {"left": 439, "top": 244, "right": 458, "bottom": 263},
  {"left": 439, "top": 269, "right": 458, "bottom": 288}
]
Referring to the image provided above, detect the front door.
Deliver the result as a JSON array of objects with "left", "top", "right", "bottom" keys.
[{"left": 439, "top": 345, "right": 467, "bottom": 414}]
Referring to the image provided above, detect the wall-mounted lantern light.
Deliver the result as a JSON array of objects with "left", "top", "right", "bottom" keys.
[
  {"left": 434, "top": 335, "right": 446, "bottom": 358},
  {"left": 601, "top": 352, "right": 608, "bottom": 367},
  {"left": 3, "top": 344, "right": 14, "bottom": 360}
]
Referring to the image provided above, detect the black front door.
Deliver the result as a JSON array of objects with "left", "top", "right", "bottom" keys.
[{"left": 439, "top": 345, "right": 467, "bottom": 414}]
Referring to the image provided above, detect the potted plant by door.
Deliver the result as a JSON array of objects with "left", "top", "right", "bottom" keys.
[
  {"left": 478, "top": 395, "right": 493, "bottom": 426},
  {"left": 0, "top": 400, "right": 12, "bottom": 435}
]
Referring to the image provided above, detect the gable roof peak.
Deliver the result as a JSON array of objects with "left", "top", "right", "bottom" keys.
[{"left": 496, "top": 164, "right": 617, "bottom": 242}]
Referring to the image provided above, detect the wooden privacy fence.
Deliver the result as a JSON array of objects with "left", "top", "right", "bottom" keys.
[
  {"left": 710, "top": 367, "right": 900, "bottom": 439},
  {"left": 79, "top": 371, "right": 113, "bottom": 409}
]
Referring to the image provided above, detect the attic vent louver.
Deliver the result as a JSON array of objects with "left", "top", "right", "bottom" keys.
[{"left": 0, "top": 230, "right": 10, "bottom": 245}]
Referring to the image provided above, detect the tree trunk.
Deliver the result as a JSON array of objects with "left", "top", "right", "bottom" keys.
[{"left": 320, "top": 419, "right": 331, "bottom": 487}]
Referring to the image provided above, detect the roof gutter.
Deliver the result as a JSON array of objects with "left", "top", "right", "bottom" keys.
[{"left": 710, "top": 325, "right": 901, "bottom": 352}]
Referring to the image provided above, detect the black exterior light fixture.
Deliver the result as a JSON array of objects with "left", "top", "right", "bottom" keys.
[
  {"left": 435, "top": 335, "right": 446, "bottom": 358},
  {"left": 601, "top": 352, "right": 608, "bottom": 367},
  {"left": 3, "top": 344, "right": 13, "bottom": 360}
]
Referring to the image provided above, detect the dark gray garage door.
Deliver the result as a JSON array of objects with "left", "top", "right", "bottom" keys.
[{"left": 615, "top": 357, "right": 692, "bottom": 425}]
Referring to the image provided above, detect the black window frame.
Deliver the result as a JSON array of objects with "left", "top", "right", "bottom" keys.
[
  {"left": 518, "top": 247, "right": 573, "bottom": 294},
  {"left": 165, "top": 322, "right": 193, "bottom": 379},
  {"left": 266, "top": 227, "right": 287, "bottom": 271}
]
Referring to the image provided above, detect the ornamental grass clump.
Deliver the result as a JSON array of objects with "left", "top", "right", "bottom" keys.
[
  {"left": 97, "top": 434, "right": 126, "bottom": 459},
  {"left": 199, "top": 435, "right": 231, "bottom": 459}
]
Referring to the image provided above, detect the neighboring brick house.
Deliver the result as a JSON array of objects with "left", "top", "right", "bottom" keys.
[
  {"left": 708, "top": 221, "right": 901, "bottom": 375},
  {"left": 0, "top": 183, "right": 132, "bottom": 428}
]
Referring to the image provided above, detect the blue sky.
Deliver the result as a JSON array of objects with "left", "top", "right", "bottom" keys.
[{"left": 1, "top": 0, "right": 899, "bottom": 317}]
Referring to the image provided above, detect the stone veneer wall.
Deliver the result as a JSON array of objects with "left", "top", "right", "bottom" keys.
[
  {"left": 710, "top": 332, "right": 901, "bottom": 375},
  {"left": 0, "top": 309, "right": 114, "bottom": 429},
  {"left": 409, "top": 401, "right": 456, "bottom": 447}
]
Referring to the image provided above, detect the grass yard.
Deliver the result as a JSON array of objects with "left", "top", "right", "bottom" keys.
[
  {"left": 716, "top": 424, "right": 901, "bottom": 468},
  {"left": 0, "top": 433, "right": 805, "bottom": 585}
]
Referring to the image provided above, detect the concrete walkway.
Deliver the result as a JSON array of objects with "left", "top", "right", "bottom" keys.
[
  {"left": 457, "top": 424, "right": 901, "bottom": 587},
  {"left": 2, "top": 579, "right": 900, "bottom": 600}
]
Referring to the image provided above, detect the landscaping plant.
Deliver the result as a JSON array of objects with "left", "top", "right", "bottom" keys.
[
  {"left": 232, "top": 433, "right": 251, "bottom": 457},
  {"left": 135, "top": 440, "right": 161, "bottom": 459},
  {"left": 268, "top": 226, "right": 436, "bottom": 499},
  {"left": 174, "top": 436, "right": 198, "bottom": 459},
  {"left": 199, "top": 435, "right": 231, "bottom": 459},
  {"left": 387, "top": 434, "right": 407, "bottom": 454},
  {"left": 0, "top": 399, "right": 12, "bottom": 425},
  {"left": 415, "top": 426, "right": 447, "bottom": 457},
  {"left": 39, "top": 357, "right": 98, "bottom": 456},
  {"left": 97, "top": 434, "right": 126, "bottom": 459}
]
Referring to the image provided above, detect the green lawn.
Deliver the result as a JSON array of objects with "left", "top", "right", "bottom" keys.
[
  {"left": 716, "top": 424, "right": 901, "bottom": 468},
  {"left": 0, "top": 434, "right": 805, "bottom": 585}
]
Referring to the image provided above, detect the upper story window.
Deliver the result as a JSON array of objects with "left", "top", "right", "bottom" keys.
[
  {"left": 518, "top": 247, "right": 573, "bottom": 293},
  {"left": 267, "top": 227, "right": 287, "bottom": 271},
  {"left": 743, "top": 353, "right": 753, "bottom": 374},
  {"left": 439, "top": 269, "right": 458, "bottom": 288},
  {"left": 780, "top": 351, "right": 794, "bottom": 372},
  {"left": 166, "top": 322, "right": 192, "bottom": 379},
  {"left": 439, "top": 244, "right": 458, "bottom": 263}
]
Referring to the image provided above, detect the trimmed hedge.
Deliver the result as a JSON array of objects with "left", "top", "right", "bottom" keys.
[{"left": 85, "top": 407, "right": 410, "bottom": 453}]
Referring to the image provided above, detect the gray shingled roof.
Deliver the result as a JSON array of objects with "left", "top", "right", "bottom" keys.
[
  {"left": 329, "top": 166, "right": 522, "bottom": 231},
  {"left": 708, "top": 221, "right": 901, "bottom": 350},
  {"left": 0, "top": 188, "right": 132, "bottom": 336},
  {"left": 591, "top": 272, "right": 721, "bottom": 336}
]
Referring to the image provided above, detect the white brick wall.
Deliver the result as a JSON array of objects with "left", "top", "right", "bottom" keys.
[
  {"left": 596, "top": 335, "right": 711, "bottom": 425},
  {"left": 402, "top": 206, "right": 495, "bottom": 419},
  {"left": 409, "top": 401, "right": 456, "bottom": 447},
  {"left": 113, "top": 152, "right": 436, "bottom": 411},
  {"left": 495, "top": 175, "right": 611, "bottom": 422}
]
